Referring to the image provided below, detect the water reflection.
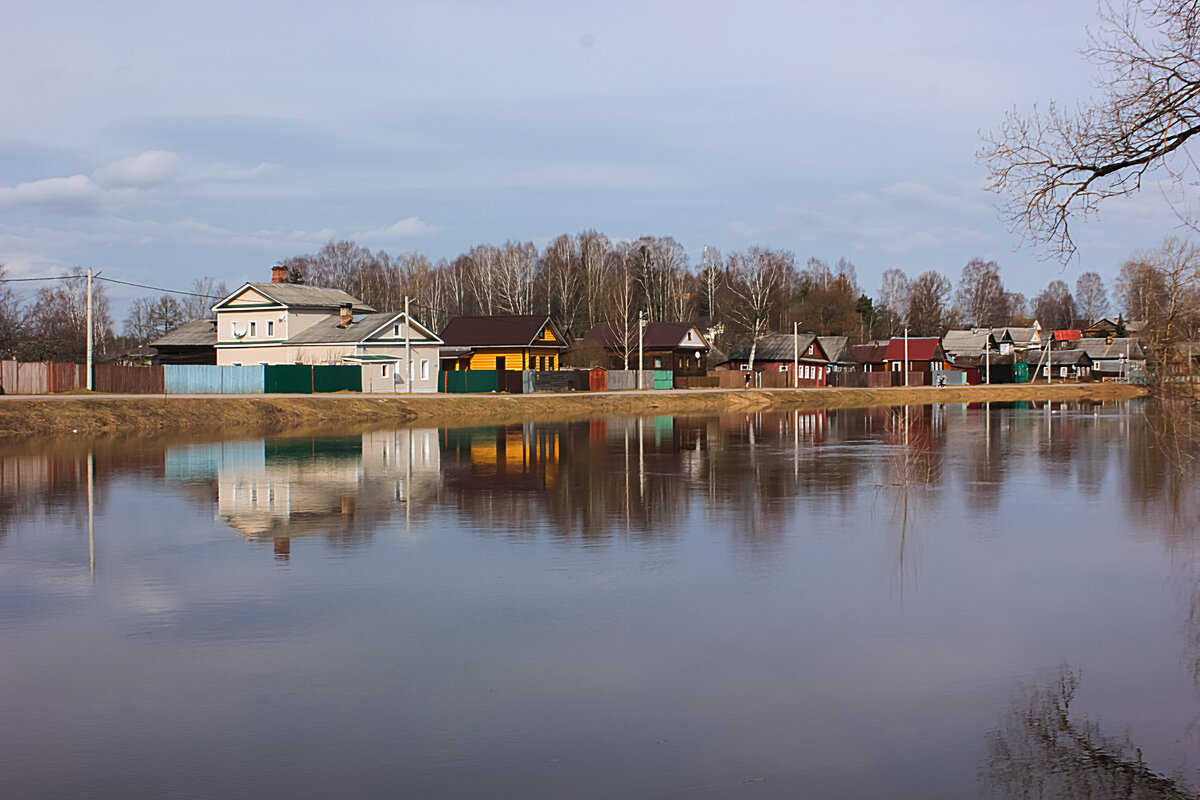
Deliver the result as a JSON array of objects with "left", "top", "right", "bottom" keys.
[
  {"left": 983, "top": 665, "right": 1193, "bottom": 799},
  {"left": 6, "top": 401, "right": 1200, "bottom": 798}
]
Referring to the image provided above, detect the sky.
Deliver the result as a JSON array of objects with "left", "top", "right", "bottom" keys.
[{"left": 0, "top": 0, "right": 1186, "bottom": 318}]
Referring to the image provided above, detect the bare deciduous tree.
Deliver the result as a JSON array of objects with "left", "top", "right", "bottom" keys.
[
  {"left": 1075, "top": 271, "right": 1109, "bottom": 322},
  {"left": 980, "top": 0, "right": 1200, "bottom": 260},
  {"left": 1033, "top": 279, "right": 1077, "bottom": 330},
  {"left": 905, "top": 270, "right": 952, "bottom": 336},
  {"left": 955, "top": 258, "right": 1009, "bottom": 327},
  {"left": 725, "top": 247, "right": 794, "bottom": 370}
]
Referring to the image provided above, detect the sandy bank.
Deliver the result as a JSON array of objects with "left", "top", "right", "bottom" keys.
[{"left": 0, "top": 383, "right": 1147, "bottom": 441}]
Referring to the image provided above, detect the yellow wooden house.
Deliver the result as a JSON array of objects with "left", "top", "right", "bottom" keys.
[{"left": 439, "top": 315, "right": 568, "bottom": 371}]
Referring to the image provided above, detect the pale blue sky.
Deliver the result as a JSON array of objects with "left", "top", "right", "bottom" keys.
[{"left": 0, "top": 0, "right": 1180, "bottom": 313}]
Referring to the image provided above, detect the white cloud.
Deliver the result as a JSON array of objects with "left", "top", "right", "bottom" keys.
[
  {"left": 92, "top": 150, "right": 181, "bottom": 188},
  {"left": 0, "top": 174, "right": 108, "bottom": 210},
  {"left": 353, "top": 217, "right": 442, "bottom": 241}
]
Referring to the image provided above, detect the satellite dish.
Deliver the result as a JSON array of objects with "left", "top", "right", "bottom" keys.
[{"left": 232, "top": 324, "right": 247, "bottom": 339}]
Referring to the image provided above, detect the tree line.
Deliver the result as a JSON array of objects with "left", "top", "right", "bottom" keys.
[{"left": 0, "top": 231, "right": 1194, "bottom": 363}]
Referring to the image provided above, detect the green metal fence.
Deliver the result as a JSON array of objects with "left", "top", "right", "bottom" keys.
[{"left": 440, "top": 370, "right": 499, "bottom": 393}]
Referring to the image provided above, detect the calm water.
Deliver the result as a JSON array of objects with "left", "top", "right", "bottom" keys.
[{"left": 2, "top": 401, "right": 1199, "bottom": 799}]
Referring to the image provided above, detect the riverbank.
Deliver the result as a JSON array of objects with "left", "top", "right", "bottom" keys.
[{"left": 0, "top": 382, "right": 1147, "bottom": 440}]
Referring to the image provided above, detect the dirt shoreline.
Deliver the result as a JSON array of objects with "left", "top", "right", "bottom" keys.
[{"left": 0, "top": 383, "right": 1147, "bottom": 441}]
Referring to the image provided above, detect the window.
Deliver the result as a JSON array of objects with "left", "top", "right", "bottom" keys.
[
  {"left": 249, "top": 321, "right": 256, "bottom": 337},
  {"left": 266, "top": 320, "right": 274, "bottom": 337},
  {"left": 394, "top": 325, "right": 400, "bottom": 337},
  {"left": 654, "top": 358, "right": 662, "bottom": 368},
  {"left": 421, "top": 359, "right": 429, "bottom": 380},
  {"left": 382, "top": 364, "right": 389, "bottom": 378}
]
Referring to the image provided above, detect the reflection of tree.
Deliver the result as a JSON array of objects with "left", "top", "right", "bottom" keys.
[{"left": 982, "top": 666, "right": 1193, "bottom": 799}]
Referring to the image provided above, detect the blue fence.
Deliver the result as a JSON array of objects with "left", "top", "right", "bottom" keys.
[{"left": 165, "top": 365, "right": 265, "bottom": 394}]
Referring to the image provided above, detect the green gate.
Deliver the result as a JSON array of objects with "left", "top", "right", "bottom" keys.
[
  {"left": 264, "top": 365, "right": 313, "bottom": 394},
  {"left": 440, "top": 370, "right": 499, "bottom": 393},
  {"left": 313, "top": 365, "right": 361, "bottom": 393}
]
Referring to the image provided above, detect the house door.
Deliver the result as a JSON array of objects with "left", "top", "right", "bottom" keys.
[{"left": 496, "top": 356, "right": 506, "bottom": 372}]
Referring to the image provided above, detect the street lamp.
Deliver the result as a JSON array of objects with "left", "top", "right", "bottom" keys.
[{"left": 637, "top": 311, "right": 647, "bottom": 389}]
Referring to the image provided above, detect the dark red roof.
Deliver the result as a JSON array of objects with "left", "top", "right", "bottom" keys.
[
  {"left": 439, "top": 315, "right": 564, "bottom": 348},
  {"left": 852, "top": 343, "right": 889, "bottom": 365},
  {"left": 581, "top": 321, "right": 706, "bottom": 350},
  {"left": 1053, "top": 329, "right": 1082, "bottom": 341},
  {"left": 883, "top": 337, "right": 943, "bottom": 361}
]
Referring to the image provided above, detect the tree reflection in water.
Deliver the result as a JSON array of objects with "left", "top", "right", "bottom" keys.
[{"left": 983, "top": 666, "right": 1195, "bottom": 799}]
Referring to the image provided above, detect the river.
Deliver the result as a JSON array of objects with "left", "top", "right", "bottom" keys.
[{"left": 1, "top": 400, "right": 1197, "bottom": 799}]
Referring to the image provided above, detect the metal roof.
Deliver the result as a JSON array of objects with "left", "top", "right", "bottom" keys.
[
  {"left": 217, "top": 282, "right": 375, "bottom": 311},
  {"left": 1076, "top": 337, "right": 1145, "bottom": 360},
  {"left": 287, "top": 312, "right": 440, "bottom": 345},
  {"left": 725, "top": 333, "right": 821, "bottom": 362},
  {"left": 150, "top": 318, "right": 217, "bottom": 347}
]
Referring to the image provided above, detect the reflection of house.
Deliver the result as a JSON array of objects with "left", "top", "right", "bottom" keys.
[
  {"left": 440, "top": 425, "right": 561, "bottom": 491},
  {"left": 718, "top": 333, "right": 831, "bottom": 383},
  {"left": 439, "top": 315, "right": 567, "bottom": 372},
  {"left": 151, "top": 318, "right": 217, "bottom": 365},
  {"left": 210, "top": 267, "right": 442, "bottom": 386},
  {"left": 165, "top": 430, "right": 441, "bottom": 554},
  {"left": 580, "top": 322, "right": 710, "bottom": 375}
]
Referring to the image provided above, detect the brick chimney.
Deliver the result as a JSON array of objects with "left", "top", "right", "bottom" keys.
[
  {"left": 271, "top": 264, "right": 288, "bottom": 283},
  {"left": 339, "top": 302, "right": 353, "bottom": 326}
]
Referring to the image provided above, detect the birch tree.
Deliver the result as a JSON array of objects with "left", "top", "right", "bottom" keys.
[{"left": 726, "top": 247, "right": 793, "bottom": 370}]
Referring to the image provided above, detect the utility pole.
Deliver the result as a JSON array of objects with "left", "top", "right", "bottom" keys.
[
  {"left": 793, "top": 322, "right": 798, "bottom": 388},
  {"left": 903, "top": 328, "right": 909, "bottom": 387},
  {"left": 404, "top": 296, "right": 412, "bottom": 394},
  {"left": 86, "top": 268, "right": 94, "bottom": 391}
]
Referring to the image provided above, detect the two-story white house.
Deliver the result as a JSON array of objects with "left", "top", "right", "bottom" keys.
[{"left": 211, "top": 266, "right": 442, "bottom": 392}]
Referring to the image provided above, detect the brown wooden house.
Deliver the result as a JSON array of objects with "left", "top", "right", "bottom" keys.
[{"left": 579, "top": 321, "right": 710, "bottom": 376}]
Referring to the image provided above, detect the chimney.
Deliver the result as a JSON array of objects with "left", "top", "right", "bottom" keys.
[
  {"left": 339, "top": 302, "right": 353, "bottom": 326},
  {"left": 271, "top": 264, "right": 288, "bottom": 283}
]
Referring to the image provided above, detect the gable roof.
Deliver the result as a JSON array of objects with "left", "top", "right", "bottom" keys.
[
  {"left": 213, "top": 282, "right": 374, "bottom": 312},
  {"left": 816, "top": 336, "right": 851, "bottom": 364},
  {"left": 1025, "top": 349, "right": 1093, "bottom": 366},
  {"left": 581, "top": 321, "right": 709, "bottom": 351},
  {"left": 1076, "top": 337, "right": 1146, "bottom": 360},
  {"left": 287, "top": 312, "right": 442, "bottom": 345},
  {"left": 883, "top": 337, "right": 944, "bottom": 361},
  {"left": 852, "top": 343, "right": 889, "bottom": 365},
  {"left": 725, "top": 333, "right": 824, "bottom": 362},
  {"left": 151, "top": 318, "right": 217, "bottom": 347},
  {"left": 941, "top": 329, "right": 994, "bottom": 356},
  {"left": 1052, "top": 329, "right": 1082, "bottom": 341},
  {"left": 440, "top": 315, "right": 566, "bottom": 349}
]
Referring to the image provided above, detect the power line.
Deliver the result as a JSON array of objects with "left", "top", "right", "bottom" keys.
[{"left": 95, "top": 276, "right": 216, "bottom": 298}]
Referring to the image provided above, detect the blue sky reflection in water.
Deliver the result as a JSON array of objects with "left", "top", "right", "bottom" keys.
[{"left": 0, "top": 401, "right": 1198, "bottom": 799}]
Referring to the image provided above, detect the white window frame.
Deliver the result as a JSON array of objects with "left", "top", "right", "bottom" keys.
[
  {"left": 420, "top": 359, "right": 429, "bottom": 380},
  {"left": 266, "top": 320, "right": 274, "bottom": 337},
  {"left": 249, "top": 321, "right": 256, "bottom": 338}
]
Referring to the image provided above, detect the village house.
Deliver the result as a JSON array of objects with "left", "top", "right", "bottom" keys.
[
  {"left": 209, "top": 266, "right": 443, "bottom": 391},
  {"left": 883, "top": 337, "right": 947, "bottom": 373},
  {"left": 941, "top": 329, "right": 997, "bottom": 362},
  {"left": 1076, "top": 337, "right": 1146, "bottom": 380},
  {"left": 580, "top": 321, "right": 710, "bottom": 376},
  {"left": 851, "top": 342, "right": 889, "bottom": 372},
  {"left": 1025, "top": 348, "right": 1093, "bottom": 380},
  {"left": 151, "top": 318, "right": 217, "bottom": 365},
  {"left": 717, "top": 333, "right": 832, "bottom": 384},
  {"left": 439, "top": 315, "right": 568, "bottom": 372}
]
